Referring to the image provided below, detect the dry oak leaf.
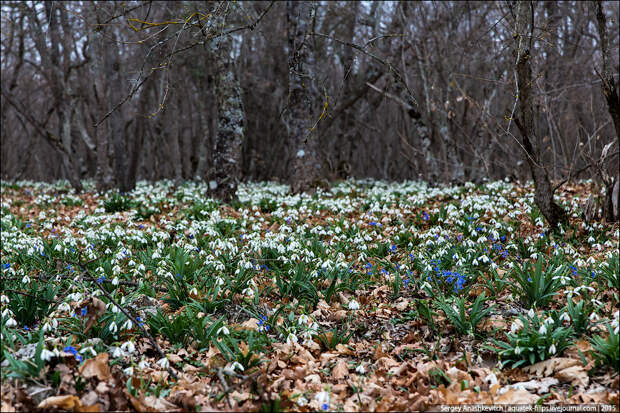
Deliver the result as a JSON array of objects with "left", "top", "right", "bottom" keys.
[
  {"left": 494, "top": 388, "right": 539, "bottom": 404},
  {"left": 523, "top": 357, "right": 580, "bottom": 377},
  {"left": 239, "top": 318, "right": 259, "bottom": 331},
  {"left": 38, "top": 395, "right": 100, "bottom": 412},
  {"left": 332, "top": 359, "right": 349, "bottom": 380},
  {"left": 79, "top": 297, "right": 107, "bottom": 334},
  {"left": 78, "top": 353, "right": 111, "bottom": 381},
  {"left": 554, "top": 365, "right": 589, "bottom": 388}
]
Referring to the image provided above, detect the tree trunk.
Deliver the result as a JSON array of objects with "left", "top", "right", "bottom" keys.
[
  {"left": 209, "top": 28, "right": 245, "bottom": 201},
  {"left": 593, "top": 0, "right": 619, "bottom": 222},
  {"left": 513, "top": 1, "right": 566, "bottom": 228},
  {"left": 287, "top": 1, "right": 321, "bottom": 193}
]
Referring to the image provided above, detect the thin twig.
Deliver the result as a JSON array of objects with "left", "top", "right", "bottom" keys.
[
  {"left": 74, "top": 259, "right": 178, "bottom": 380},
  {"left": 310, "top": 31, "right": 418, "bottom": 107},
  {"left": 1, "top": 288, "right": 54, "bottom": 303}
]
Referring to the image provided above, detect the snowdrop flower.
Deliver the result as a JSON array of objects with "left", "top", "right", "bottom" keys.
[
  {"left": 355, "top": 363, "right": 366, "bottom": 374},
  {"left": 121, "top": 341, "right": 135, "bottom": 354},
  {"left": 560, "top": 312, "right": 570, "bottom": 322},
  {"left": 156, "top": 357, "right": 170, "bottom": 369},
  {"left": 41, "top": 349, "right": 56, "bottom": 362},
  {"left": 348, "top": 299, "right": 360, "bottom": 310},
  {"left": 112, "top": 277, "right": 119, "bottom": 286},
  {"left": 80, "top": 346, "right": 97, "bottom": 356},
  {"left": 484, "top": 372, "right": 498, "bottom": 386},
  {"left": 315, "top": 391, "right": 330, "bottom": 411},
  {"left": 138, "top": 360, "right": 150, "bottom": 369},
  {"left": 41, "top": 318, "right": 58, "bottom": 332},
  {"left": 296, "top": 396, "right": 308, "bottom": 407},
  {"left": 109, "top": 321, "right": 118, "bottom": 333},
  {"left": 122, "top": 319, "right": 133, "bottom": 330},
  {"left": 231, "top": 361, "right": 244, "bottom": 372},
  {"left": 544, "top": 317, "right": 554, "bottom": 325},
  {"left": 22, "top": 275, "right": 31, "bottom": 284},
  {"left": 0, "top": 295, "right": 9, "bottom": 304},
  {"left": 286, "top": 332, "right": 298, "bottom": 345},
  {"left": 5, "top": 317, "right": 17, "bottom": 327},
  {"left": 123, "top": 366, "right": 134, "bottom": 376},
  {"left": 298, "top": 314, "right": 309, "bottom": 325},
  {"left": 611, "top": 311, "right": 619, "bottom": 334},
  {"left": 190, "top": 287, "right": 198, "bottom": 295},
  {"left": 589, "top": 312, "right": 599, "bottom": 322},
  {"left": 510, "top": 320, "right": 523, "bottom": 334},
  {"left": 539, "top": 324, "right": 547, "bottom": 335},
  {"left": 58, "top": 302, "right": 71, "bottom": 312},
  {"left": 217, "top": 325, "right": 230, "bottom": 336},
  {"left": 514, "top": 346, "right": 521, "bottom": 355},
  {"left": 527, "top": 308, "right": 536, "bottom": 318},
  {"left": 111, "top": 346, "right": 123, "bottom": 358},
  {"left": 549, "top": 343, "right": 557, "bottom": 355}
]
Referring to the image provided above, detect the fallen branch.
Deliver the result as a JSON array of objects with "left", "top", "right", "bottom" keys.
[{"left": 74, "top": 257, "right": 178, "bottom": 381}]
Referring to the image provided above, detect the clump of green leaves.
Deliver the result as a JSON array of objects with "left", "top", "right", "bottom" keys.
[
  {"left": 510, "top": 256, "right": 565, "bottom": 309},
  {"left": 436, "top": 293, "right": 494, "bottom": 338},
  {"left": 316, "top": 327, "right": 353, "bottom": 350},
  {"left": 103, "top": 192, "right": 134, "bottom": 213},
  {"left": 589, "top": 323, "right": 619, "bottom": 372},
  {"left": 489, "top": 311, "right": 574, "bottom": 368}
]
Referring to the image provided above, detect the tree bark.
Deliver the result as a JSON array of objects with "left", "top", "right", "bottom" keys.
[
  {"left": 210, "top": 29, "right": 245, "bottom": 201},
  {"left": 287, "top": 1, "right": 321, "bottom": 193},
  {"left": 593, "top": 0, "right": 619, "bottom": 222},
  {"left": 513, "top": 1, "right": 566, "bottom": 228}
]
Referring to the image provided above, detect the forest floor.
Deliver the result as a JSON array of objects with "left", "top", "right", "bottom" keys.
[{"left": 0, "top": 179, "right": 618, "bottom": 412}]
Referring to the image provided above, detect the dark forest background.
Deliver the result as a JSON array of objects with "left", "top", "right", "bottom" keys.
[{"left": 1, "top": 1, "right": 618, "bottom": 208}]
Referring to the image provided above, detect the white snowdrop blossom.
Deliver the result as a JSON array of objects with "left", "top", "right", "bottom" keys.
[
  {"left": 348, "top": 299, "right": 360, "bottom": 310},
  {"left": 549, "top": 343, "right": 557, "bottom": 355},
  {"left": 527, "top": 308, "right": 536, "bottom": 318},
  {"left": 296, "top": 396, "right": 308, "bottom": 407},
  {"left": 286, "top": 332, "right": 298, "bottom": 345},
  {"left": 315, "top": 391, "right": 330, "bottom": 410},
  {"left": 41, "top": 349, "right": 56, "bottom": 362},
  {"left": 217, "top": 325, "right": 230, "bottom": 336},
  {"left": 355, "top": 363, "right": 366, "bottom": 374},
  {"left": 157, "top": 357, "right": 170, "bottom": 369},
  {"left": 121, "top": 341, "right": 136, "bottom": 354},
  {"left": 538, "top": 325, "right": 547, "bottom": 335}
]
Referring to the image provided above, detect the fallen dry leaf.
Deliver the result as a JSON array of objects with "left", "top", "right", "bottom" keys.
[
  {"left": 79, "top": 297, "right": 107, "bottom": 334},
  {"left": 79, "top": 353, "right": 111, "bottom": 381},
  {"left": 555, "top": 365, "right": 589, "bottom": 387},
  {"left": 332, "top": 359, "right": 348, "bottom": 380},
  {"left": 38, "top": 395, "right": 82, "bottom": 410},
  {"left": 494, "top": 388, "right": 539, "bottom": 404}
]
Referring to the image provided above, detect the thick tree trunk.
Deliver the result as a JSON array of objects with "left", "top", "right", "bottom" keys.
[
  {"left": 287, "top": 1, "right": 321, "bottom": 193},
  {"left": 513, "top": 1, "right": 566, "bottom": 228},
  {"left": 594, "top": 0, "right": 619, "bottom": 222},
  {"left": 209, "top": 33, "right": 245, "bottom": 201}
]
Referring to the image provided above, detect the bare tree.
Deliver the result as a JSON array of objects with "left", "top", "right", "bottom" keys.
[
  {"left": 593, "top": 0, "right": 619, "bottom": 222},
  {"left": 511, "top": 0, "right": 567, "bottom": 228},
  {"left": 287, "top": 1, "right": 321, "bottom": 193}
]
